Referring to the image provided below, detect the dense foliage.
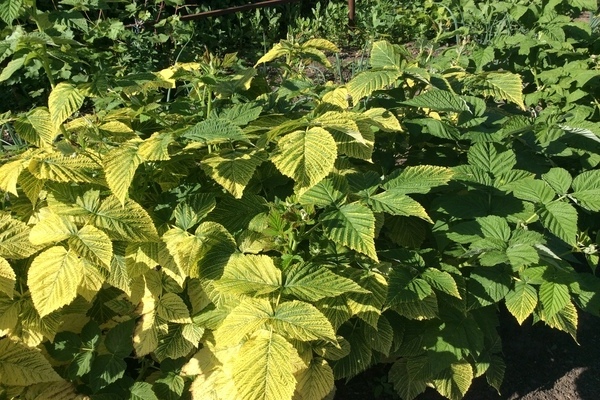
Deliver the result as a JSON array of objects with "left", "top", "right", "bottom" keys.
[{"left": 1, "top": 0, "right": 600, "bottom": 399}]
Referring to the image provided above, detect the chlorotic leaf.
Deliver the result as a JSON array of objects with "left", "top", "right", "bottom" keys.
[
  {"left": 201, "top": 149, "right": 266, "bottom": 199},
  {"left": 29, "top": 211, "right": 77, "bottom": 245},
  {"left": 271, "top": 127, "right": 337, "bottom": 193},
  {"left": 0, "top": 212, "right": 40, "bottom": 259},
  {"left": 347, "top": 69, "right": 401, "bottom": 101},
  {"left": 0, "top": 0, "right": 22, "bottom": 25},
  {"left": 432, "top": 361, "right": 473, "bottom": 400},
  {"left": 368, "top": 190, "right": 432, "bottom": 222},
  {"left": 0, "top": 257, "right": 16, "bottom": 298},
  {"left": 468, "top": 71, "right": 525, "bottom": 110},
  {"left": 233, "top": 330, "right": 300, "bottom": 400},
  {"left": 0, "top": 157, "right": 30, "bottom": 196},
  {"left": 93, "top": 196, "right": 159, "bottom": 242},
  {"left": 505, "top": 281, "right": 537, "bottom": 325},
  {"left": 103, "top": 141, "right": 142, "bottom": 205},
  {"left": 294, "top": 358, "right": 335, "bottom": 400},
  {"left": 282, "top": 263, "right": 367, "bottom": 302},
  {"left": 214, "top": 254, "right": 281, "bottom": 297},
  {"left": 28, "top": 247, "right": 84, "bottom": 317},
  {"left": 48, "top": 82, "right": 85, "bottom": 127},
  {"left": 215, "top": 298, "right": 272, "bottom": 347},
  {"left": 322, "top": 203, "right": 377, "bottom": 261},
  {"left": 158, "top": 293, "right": 191, "bottom": 324},
  {"left": 69, "top": 225, "right": 113, "bottom": 268},
  {"left": 0, "top": 338, "right": 62, "bottom": 385},
  {"left": 383, "top": 165, "right": 453, "bottom": 194},
  {"left": 271, "top": 300, "right": 336, "bottom": 342},
  {"left": 14, "top": 108, "right": 57, "bottom": 147}
]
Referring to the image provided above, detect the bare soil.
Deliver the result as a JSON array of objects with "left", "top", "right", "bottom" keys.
[{"left": 335, "top": 307, "right": 600, "bottom": 400}]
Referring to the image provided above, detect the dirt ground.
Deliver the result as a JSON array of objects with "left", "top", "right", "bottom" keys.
[{"left": 335, "top": 307, "right": 600, "bottom": 400}]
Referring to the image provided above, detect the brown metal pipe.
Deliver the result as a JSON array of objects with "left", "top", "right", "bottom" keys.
[
  {"left": 179, "top": 0, "right": 302, "bottom": 21},
  {"left": 348, "top": 0, "right": 355, "bottom": 28}
]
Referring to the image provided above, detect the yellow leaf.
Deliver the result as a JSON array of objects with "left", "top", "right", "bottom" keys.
[
  {"left": 294, "top": 358, "right": 335, "bottom": 400},
  {"left": 69, "top": 224, "right": 113, "bottom": 268},
  {"left": 48, "top": 83, "right": 84, "bottom": 127}
]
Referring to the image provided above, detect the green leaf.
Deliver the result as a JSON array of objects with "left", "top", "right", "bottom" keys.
[
  {"left": 298, "top": 177, "right": 346, "bottom": 207},
  {"left": 331, "top": 321, "right": 373, "bottom": 379},
  {"left": 158, "top": 293, "right": 191, "bottom": 323},
  {"left": 389, "top": 358, "right": 427, "bottom": 400},
  {"left": 421, "top": 268, "right": 460, "bottom": 298},
  {"left": 432, "top": 361, "right": 473, "bottom": 400},
  {"left": 402, "top": 90, "right": 470, "bottom": 113},
  {"left": 368, "top": 190, "right": 432, "bottom": 222},
  {"left": 0, "top": 55, "right": 26, "bottom": 82},
  {"left": 153, "top": 372, "right": 185, "bottom": 400},
  {"left": 510, "top": 178, "right": 556, "bottom": 204},
  {"left": 505, "top": 281, "right": 538, "bottom": 324},
  {"left": 88, "top": 354, "right": 127, "bottom": 392},
  {"left": 571, "top": 170, "right": 600, "bottom": 212},
  {"left": 271, "top": 127, "right": 337, "bottom": 193},
  {"left": 0, "top": 0, "right": 22, "bottom": 25},
  {"left": 93, "top": 196, "right": 159, "bottom": 242},
  {"left": 542, "top": 168, "right": 572, "bottom": 196},
  {"left": 271, "top": 300, "right": 336, "bottom": 342},
  {"left": 218, "top": 103, "right": 263, "bottom": 126},
  {"left": 130, "top": 382, "right": 159, "bottom": 400},
  {"left": 282, "top": 263, "right": 367, "bottom": 302},
  {"left": 294, "top": 358, "right": 335, "bottom": 400},
  {"left": 538, "top": 202, "right": 578, "bottom": 245},
  {"left": 0, "top": 338, "right": 62, "bottom": 385},
  {"left": 201, "top": 149, "right": 266, "bottom": 199},
  {"left": 48, "top": 83, "right": 85, "bottom": 127},
  {"left": 477, "top": 215, "right": 510, "bottom": 242},
  {"left": 183, "top": 118, "right": 247, "bottom": 147},
  {"left": 383, "top": 165, "right": 453, "bottom": 194},
  {"left": 28, "top": 247, "right": 84, "bottom": 317},
  {"left": 215, "top": 298, "right": 272, "bottom": 347},
  {"left": 233, "top": 330, "right": 300, "bottom": 400},
  {"left": 539, "top": 281, "right": 570, "bottom": 318},
  {"left": 467, "top": 142, "right": 516, "bottom": 177},
  {"left": 468, "top": 71, "right": 525, "bottom": 110},
  {"left": 103, "top": 141, "right": 143, "bottom": 205},
  {"left": 0, "top": 257, "right": 16, "bottom": 298},
  {"left": 347, "top": 69, "right": 402, "bottom": 101},
  {"left": 155, "top": 323, "right": 196, "bottom": 361},
  {"left": 105, "top": 319, "right": 136, "bottom": 358},
  {"left": 486, "top": 355, "right": 505, "bottom": 394},
  {"left": 321, "top": 203, "right": 377, "bottom": 261}
]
